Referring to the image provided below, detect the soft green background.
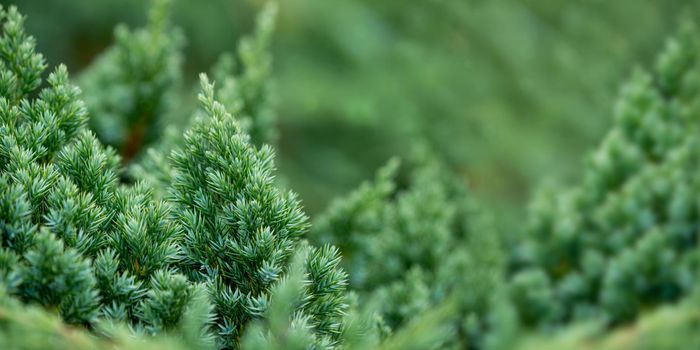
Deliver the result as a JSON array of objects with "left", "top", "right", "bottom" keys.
[{"left": 3, "top": 0, "right": 694, "bottom": 227}]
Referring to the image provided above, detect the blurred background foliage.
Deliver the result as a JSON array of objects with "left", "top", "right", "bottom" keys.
[{"left": 3, "top": 0, "right": 695, "bottom": 228}]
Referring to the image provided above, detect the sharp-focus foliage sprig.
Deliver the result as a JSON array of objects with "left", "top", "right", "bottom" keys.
[{"left": 169, "top": 75, "right": 348, "bottom": 348}]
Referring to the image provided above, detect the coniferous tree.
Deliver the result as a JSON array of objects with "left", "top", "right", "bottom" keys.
[
  {"left": 0, "top": 5, "right": 103, "bottom": 324},
  {"left": 169, "top": 75, "right": 348, "bottom": 348},
  {"left": 0, "top": 4, "right": 200, "bottom": 333},
  {"left": 1, "top": 4, "right": 352, "bottom": 348},
  {"left": 511, "top": 23, "right": 700, "bottom": 329},
  {"left": 312, "top": 152, "right": 503, "bottom": 348}
]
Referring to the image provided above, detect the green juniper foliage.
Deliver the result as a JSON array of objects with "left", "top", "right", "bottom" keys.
[
  {"left": 170, "top": 75, "right": 348, "bottom": 348},
  {"left": 0, "top": 282, "right": 216, "bottom": 350},
  {"left": 240, "top": 244, "right": 458, "bottom": 350},
  {"left": 312, "top": 154, "right": 503, "bottom": 348},
  {"left": 240, "top": 243, "right": 348, "bottom": 350},
  {"left": 0, "top": 4, "right": 351, "bottom": 348},
  {"left": 511, "top": 22, "right": 700, "bottom": 329},
  {"left": 0, "top": 255, "right": 453, "bottom": 350},
  {"left": 5, "top": 1, "right": 700, "bottom": 350},
  {"left": 0, "top": 3, "right": 199, "bottom": 333}
]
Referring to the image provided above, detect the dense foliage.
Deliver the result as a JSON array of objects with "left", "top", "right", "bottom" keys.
[
  {"left": 0, "top": 3, "right": 347, "bottom": 348},
  {"left": 512, "top": 24, "right": 700, "bottom": 326},
  {"left": 1, "top": 1, "right": 700, "bottom": 350}
]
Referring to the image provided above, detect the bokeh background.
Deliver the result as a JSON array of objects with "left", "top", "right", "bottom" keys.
[{"left": 3, "top": 0, "right": 694, "bottom": 230}]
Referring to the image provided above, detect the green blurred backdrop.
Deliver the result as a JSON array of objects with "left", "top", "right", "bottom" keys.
[{"left": 4, "top": 0, "right": 694, "bottom": 228}]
